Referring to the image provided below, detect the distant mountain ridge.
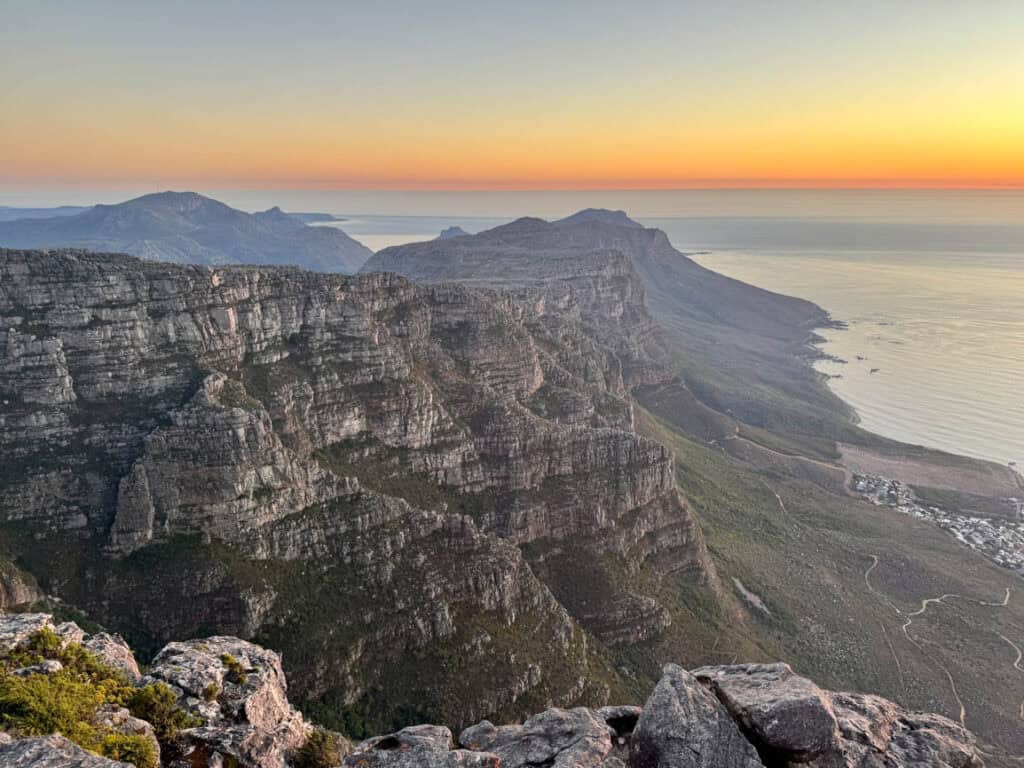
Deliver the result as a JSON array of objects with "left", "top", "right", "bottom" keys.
[
  {"left": 0, "top": 205, "right": 92, "bottom": 222},
  {"left": 0, "top": 191, "right": 372, "bottom": 272}
]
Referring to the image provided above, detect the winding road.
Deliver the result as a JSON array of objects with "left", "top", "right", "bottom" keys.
[{"left": 863, "top": 555, "right": 1015, "bottom": 731}]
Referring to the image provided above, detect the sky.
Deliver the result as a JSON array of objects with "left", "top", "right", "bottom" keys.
[{"left": 2, "top": 1, "right": 1023, "bottom": 191}]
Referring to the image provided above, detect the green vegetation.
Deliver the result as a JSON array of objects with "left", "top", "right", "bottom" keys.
[
  {"left": 293, "top": 728, "right": 347, "bottom": 768},
  {"left": 220, "top": 653, "right": 248, "bottom": 685},
  {"left": 126, "top": 682, "right": 201, "bottom": 741},
  {"left": 0, "top": 628, "right": 196, "bottom": 767},
  {"left": 97, "top": 734, "right": 158, "bottom": 768},
  {"left": 216, "top": 378, "right": 263, "bottom": 412}
]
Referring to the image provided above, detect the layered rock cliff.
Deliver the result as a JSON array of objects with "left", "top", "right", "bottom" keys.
[
  {"left": 363, "top": 209, "right": 843, "bottom": 434},
  {"left": 0, "top": 248, "right": 713, "bottom": 730}
]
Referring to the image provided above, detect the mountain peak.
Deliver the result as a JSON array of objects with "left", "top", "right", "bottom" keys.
[
  {"left": 127, "top": 190, "right": 210, "bottom": 204},
  {"left": 557, "top": 208, "right": 642, "bottom": 228},
  {"left": 437, "top": 225, "right": 470, "bottom": 240},
  {"left": 0, "top": 191, "right": 372, "bottom": 272}
]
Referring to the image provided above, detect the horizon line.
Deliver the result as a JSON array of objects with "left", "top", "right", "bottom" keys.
[{"left": 3, "top": 182, "right": 1024, "bottom": 194}]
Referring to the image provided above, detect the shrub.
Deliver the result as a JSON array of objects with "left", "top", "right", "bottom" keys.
[
  {"left": 126, "top": 682, "right": 201, "bottom": 740},
  {"left": 0, "top": 628, "right": 197, "bottom": 767},
  {"left": 0, "top": 668, "right": 108, "bottom": 744},
  {"left": 293, "top": 728, "right": 347, "bottom": 768},
  {"left": 100, "top": 734, "right": 158, "bottom": 768},
  {"left": 22, "top": 626, "right": 62, "bottom": 658},
  {"left": 220, "top": 653, "right": 248, "bottom": 685},
  {"left": 203, "top": 682, "right": 220, "bottom": 701}
]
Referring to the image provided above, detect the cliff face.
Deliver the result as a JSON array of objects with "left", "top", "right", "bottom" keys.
[
  {"left": 364, "top": 210, "right": 841, "bottom": 434},
  {"left": 0, "top": 248, "right": 713, "bottom": 729},
  {"left": 364, "top": 217, "right": 669, "bottom": 387}
]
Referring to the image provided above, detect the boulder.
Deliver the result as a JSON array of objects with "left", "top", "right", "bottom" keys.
[
  {"left": 809, "top": 692, "right": 983, "bottom": 768},
  {"left": 12, "top": 659, "right": 63, "bottom": 676},
  {"left": 143, "top": 636, "right": 309, "bottom": 768},
  {"left": 0, "top": 735, "right": 132, "bottom": 767},
  {"left": 346, "top": 724, "right": 499, "bottom": 768},
  {"left": 630, "top": 663, "right": 764, "bottom": 768},
  {"left": 459, "top": 706, "right": 641, "bottom": 767},
  {"left": 0, "top": 613, "right": 83, "bottom": 652},
  {"left": 82, "top": 633, "right": 141, "bottom": 681},
  {"left": 0, "top": 561, "right": 43, "bottom": 610},
  {"left": 693, "top": 663, "right": 838, "bottom": 763}
]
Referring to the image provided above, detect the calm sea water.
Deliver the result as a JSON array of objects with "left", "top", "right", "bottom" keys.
[{"left": 4, "top": 189, "right": 1021, "bottom": 468}]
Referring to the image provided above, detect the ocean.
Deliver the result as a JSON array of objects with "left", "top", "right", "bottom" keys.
[{"left": 5, "top": 188, "right": 1022, "bottom": 468}]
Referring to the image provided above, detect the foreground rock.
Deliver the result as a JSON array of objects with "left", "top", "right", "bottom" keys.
[
  {"left": 350, "top": 663, "right": 982, "bottom": 768},
  {"left": 631, "top": 664, "right": 763, "bottom": 768},
  {"left": 143, "top": 636, "right": 309, "bottom": 768},
  {"left": 0, "top": 735, "right": 131, "bottom": 767},
  {"left": 0, "top": 618, "right": 982, "bottom": 768},
  {"left": 0, "top": 612, "right": 85, "bottom": 651},
  {"left": 693, "top": 663, "right": 837, "bottom": 763},
  {"left": 457, "top": 706, "right": 641, "bottom": 767},
  {"left": 82, "top": 633, "right": 142, "bottom": 681},
  {"left": 345, "top": 725, "right": 498, "bottom": 768},
  {"left": 692, "top": 664, "right": 981, "bottom": 768},
  {"left": 0, "top": 612, "right": 310, "bottom": 768}
]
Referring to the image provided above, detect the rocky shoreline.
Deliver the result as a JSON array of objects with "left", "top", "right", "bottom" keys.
[{"left": 0, "top": 611, "right": 982, "bottom": 767}]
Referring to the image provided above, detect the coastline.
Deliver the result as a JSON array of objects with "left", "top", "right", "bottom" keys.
[{"left": 690, "top": 248, "right": 1024, "bottom": 472}]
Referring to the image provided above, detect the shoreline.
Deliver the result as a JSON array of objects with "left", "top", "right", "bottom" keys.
[{"left": 691, "top": 248, "right": 1023, "bottom": 473}]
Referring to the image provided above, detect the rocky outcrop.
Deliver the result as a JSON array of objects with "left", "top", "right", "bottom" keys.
[
  {"left": 0, "top": 735, "right": 132, "bottom": 767},
  {"left": 142, "top": 637, "right": 309, "bottom": 768},
  {"left": 692, "top": 663, "right": 981, "bottom": 768},
  {"left": 82, "top": 634, "right": 142, "bottom": 681},
  {"left": 0, "top": 612, "right": 311, "bottom": 768},
  {"left": 0, "top": 613, "right": 85, "bottom": 651},
  {"left": 0, "top": 612, "right": 982, "bottom": 768},
  {"left": 437, "top": 226, "right": 470, "bottom": 240},
  {"left": 631, "top": 664, "right": 763, "bottom": 768},
  {"left": 350, "top": 663, "right": 982, "bottom": 768},
  {"left": 693, "top": 663, "right": 837, "bottom": 763},
  {"left": 0, "top": 559, "right": 43, "bottom": 610},
  {"left": 457, "top": 706, "right": 641, "bottom": 768},
  {"left": 345, "top": 725, "right": 498, "bottom": 768}
]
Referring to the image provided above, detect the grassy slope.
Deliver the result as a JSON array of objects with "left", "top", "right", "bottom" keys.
[{"left": 634, "top": 261, "right": 1024, "bottom": 764}]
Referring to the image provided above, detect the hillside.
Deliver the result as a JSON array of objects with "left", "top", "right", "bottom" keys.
[{"left": 0, "top": 192, "right": 371, "bottom": 273}]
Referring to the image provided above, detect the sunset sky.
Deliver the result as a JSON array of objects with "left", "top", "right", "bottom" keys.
[{"left": 3, "top": 1, "right": 1023, "bottom": 190}]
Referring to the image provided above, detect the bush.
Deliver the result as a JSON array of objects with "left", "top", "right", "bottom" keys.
[
  {"left": 126, "top": 682, "right": 201, "bottom": 741},
  {"left": 220, "top": 653, "right": 248, "bottom": 685},
  {"left": 0, "top": 629, "right": 196, "bottom": 768},
  {"left": 0, "top": 668, "right": 108, "bottom": 744},
  {"left": 100, "top": 734, "right": 158, "bottom": 768},
  {"left": 293, "top": 728, "right": 347, "bottom": 768},
  {"left": 22, "top": 626, "right": 62, "bottom": 658}
]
